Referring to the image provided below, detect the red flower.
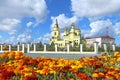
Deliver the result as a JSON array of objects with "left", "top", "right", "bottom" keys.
[
  {"left": 0, "top": 71, "right": 9, "bottom": 80},
  {"left": 24, "top": 75, "right": 37, "bottom": 80},
  {"left": 77, "top": 72, "right": 87, "bottom": 80}
]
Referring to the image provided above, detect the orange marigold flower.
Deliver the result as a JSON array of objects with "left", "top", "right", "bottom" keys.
[{"left": 98, "top": 72, "right": 104, "bottom": 78}]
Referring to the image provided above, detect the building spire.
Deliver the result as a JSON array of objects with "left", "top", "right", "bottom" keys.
[
  {"left": 55, "top": 19, "right": 58, "bottom": 28},
  {"left": 56, "top": 19, "right": 58, "bottom": 24},
  {"left": 106, "top": 27, "right": 108, "bottom": 36}
]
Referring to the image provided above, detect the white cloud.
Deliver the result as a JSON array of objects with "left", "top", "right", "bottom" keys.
[
  {"left": 51, "top": 14, "right": 78, "bottom": 29},
  {"left": 0, "top": 0, "right": 48, "bottom": 22},
  {"left": 0, "top": 35, "right": 3, "bottom": 43},
  {"left": 34, "top": 33, "right": 51, "bottom": 44},
  {"left": 5, "top": 36, "right": 16, "bottom": 44},
  {"left": 17, "top": 34, "right": 32, "bottom": 43},
  {"left": 41, "top": 33, "right": 51, "bottom": 44},
  {"left": 71, "top": 0, "right": 120, "bottom": 18},
  {"left": 0, "top": 18, "right": 20, "bottom": 34},
  {"left": 0, "top": 0, "right": 48, "bottom": 34},
  {"left": 84, "top": 19, "right": 118, "bottom": 38},
  {"left": 114, "top": 22, "right": 120, "bottom": 36},
  {"left": 26, "top": 21, "right": 33, "bottom": 27},
  {"left": 81, "top": 30, "right": 90, "bottom": 37}
]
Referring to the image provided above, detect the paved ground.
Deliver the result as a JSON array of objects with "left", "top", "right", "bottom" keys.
[
  {"left": 0, "top": 51, "right": 103, "bottom": 59},
  {"left": 24, "top": 53, "right": 101, "bottom": 59}
]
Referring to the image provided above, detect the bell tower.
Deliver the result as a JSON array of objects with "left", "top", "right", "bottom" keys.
[
  {"left": 70, "top": 23, "right": 75, "bottom": 33},
  {"left": 52, "top": 19, "right": 61, "bottom": 40},
  {"left": 76, "top": 28, "right": 81, "bottom": 36}
]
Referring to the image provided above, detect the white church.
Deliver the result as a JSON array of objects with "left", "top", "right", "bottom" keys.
[{"left": 85, "top": 27, "right": 115, "bottom": 47}]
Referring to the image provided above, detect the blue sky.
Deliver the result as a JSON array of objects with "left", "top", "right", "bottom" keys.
[{"left": 0, "top": 0, "right": 120, "bottom": 45}]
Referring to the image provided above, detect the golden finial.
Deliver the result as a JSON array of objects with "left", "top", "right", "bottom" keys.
[{"left": 71, "top": 23, "right": 75, "bottom": 26}]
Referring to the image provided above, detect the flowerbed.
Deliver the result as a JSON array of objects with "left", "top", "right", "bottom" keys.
[{"left": 0, "top": 51, "right": 120, "bottom": 80}]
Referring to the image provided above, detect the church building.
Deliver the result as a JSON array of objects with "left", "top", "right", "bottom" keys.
[{"left": 50, "top": 19, "right": 81, "bottom": 48}]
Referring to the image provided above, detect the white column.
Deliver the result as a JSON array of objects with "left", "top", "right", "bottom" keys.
[
  {"left": 27, "top": 44, "right": 30, "bottom": 53},
  {"left": 22, "top": 44, "right": 25, "bottom": 53},
  {"left": 44, "top": 45, "right": 46, "bottom": 52},
  {"left": 72, "top": 42, "right": 74, "bottom": 47},
  {"left": 55, "top": 44, "right": 57, "bottom": 52},
  {"left": 0, "top": 44, "right": 3, "bottom": 51},
  {"left": 94, "top": 42, "right": 98, "bottom": 53},
  {"left": 103, "top": 44, "right": 107, "bottom": 52},
  {"left": 80, "top": 44, "right": 83, "bottom": 53},
  {"left": 34, "top": 44, "right": 36, "bottom": 52},
  {"left": 9, "top": 44, "right": 11, "bottom": 52},
  {"left": 17, "top": 44, "right": 20, "bottom": 51},
  {"left": 67, "top": 44, "right": 69, "bottom": 53},
  {"left": 112, "top": 44, "right": 115, "bottom": 51}
]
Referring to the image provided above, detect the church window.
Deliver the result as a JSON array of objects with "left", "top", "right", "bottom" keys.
[{"left": 54, "top": 32, "right": 56, "bottom": 35}]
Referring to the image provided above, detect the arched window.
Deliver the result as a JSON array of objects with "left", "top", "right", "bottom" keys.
[{"left": 54, "top": 32, "right": 56, "bottom": 35}]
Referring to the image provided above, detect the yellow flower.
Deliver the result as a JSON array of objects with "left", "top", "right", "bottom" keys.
[
  {"left": 24, "top": 72, "right": 32, "bottom": 77},
  {"left": 49, "top": 70, "right": 56, "bottom": 75},
  {"left": 117, "top": 57, "right": 120, "bottom": 62},
  {"left": 92, "top": 73, "right": 99, "bottom": 78},
  {"left": 114, "top": 52, "right": 119, "bottom": 57}
]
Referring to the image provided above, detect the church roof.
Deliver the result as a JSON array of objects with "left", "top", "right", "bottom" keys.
[
  {"left": 85, "top": 35, "right": 114, "bottom": 39},
  {"left": 100, "top": 35, "right": 114, "bottom": 39}
]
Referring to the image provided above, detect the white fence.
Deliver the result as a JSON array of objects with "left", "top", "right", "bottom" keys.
[{"left": 0, "top": 42, "right": 116, "bottom": 54}]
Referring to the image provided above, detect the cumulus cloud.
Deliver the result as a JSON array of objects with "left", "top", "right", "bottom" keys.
[
  {"left": 17, "top": 34, "right": 32, "bottom": 43},
  {"left": 0, "top": 18, "right": 20, "bottom": 34},
  {"left": 51, "top": 14, "right": 78, "bottom": 29},
  {"left": 34, "top": 33, "right": 51, "bottom": 44},
  {"left": 71, "top": 0, "right": 120, "bottom": 18},
  {"left": 114, "top": 22, "right": 120, "bottom": 36},
  {"left": 0, "top": 0, "right": 48, "bottom": 34},
  {"left": 26, "top": 21, "right": 33, "bottom": 27},
  {"left": 5, "top": 36, "right": 16, "bottom": 44},
  {"left": 84, "top": 19, "right": 119, "bottom": 38},
  {"left": 40, "top": 33, "right": 51, "bottom": 44}
]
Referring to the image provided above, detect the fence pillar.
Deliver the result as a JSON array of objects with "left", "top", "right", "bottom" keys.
[
  {"left": 72, "top": 42, "right": 74, "bottom": 47},
  {"left": 55, "top": 44, "right": 57, "bottom": 52},
  {"left": 27, "top": 44, "right": 30, "bottom": 53},
  {"left": 0, "top": 44, "right": 3, "bottom": 51},
  {"left": 17, "top": 44, "right": 20, "bottom": 51},
  {"left": 9, "top": 44, "right": 11, "bottom": 52},
  {"left": 34, "top": 43, "right": 36, "bottom": 52},
  {"left": 112, "top": 44, "right": 115, "bottom": 51},
  {"left": 103, "top": 44, "right": 107, "bottom": 52},
  {"left": 67, "top": 44, "right": 69, "bottom": 53},
  {"left": 94, "top": 42, "right": 98, "bottom": 53},
  {"left": 44, "top": 45, "right": 46, "bottom": 52},
  {"left": 80, "top": 44, "right": 83, "bottom": 53},
  {"left": 22, "top": 44, "right": 25, "bottom": 53}
]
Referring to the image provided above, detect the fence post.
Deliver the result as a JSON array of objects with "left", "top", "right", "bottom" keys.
[
  {"left": 0, "top": 44, "right": 3, "bottom": 51},
  {"left": 17, "top": 44, "right": 20, "bottom": 51},
  {"left": 22, "top": 44, "right": 25, "bottom": 53},
  {"left": 44, "top": 44, "right": 46, "bottom": 52},
  {"left": 67, "top": 44, "right": 69, "bottom": 53},
  {"left": 34, "top": 43, "right": 36, "bottom": 52},
  {"left": 112, "top": 44, "right": 115, "bottom": 51},
  {"left": 80, "top": 44, "right": 83, "bottom": 53},
  {"left": 94, "top": 42, "right": 98, "bottom": 53},
  {"left": 55, "top": 44, "right": 57, "bottom": 52},
  {"left": 72, "top": 42, "right": 74, "bottom": 47},
  {"left": 9, "top": 44, "right": 11, "bottom": 52},
  {"left": 27, "top": 44, "right": 30, "bottom": 53},
  {"left": 103, "top": 44, "right": 107, "bottom": 52}
]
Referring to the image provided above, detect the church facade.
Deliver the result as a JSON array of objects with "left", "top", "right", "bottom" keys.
[{"left": 50, "top": 19, "right": 81, "bottom": 48}]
